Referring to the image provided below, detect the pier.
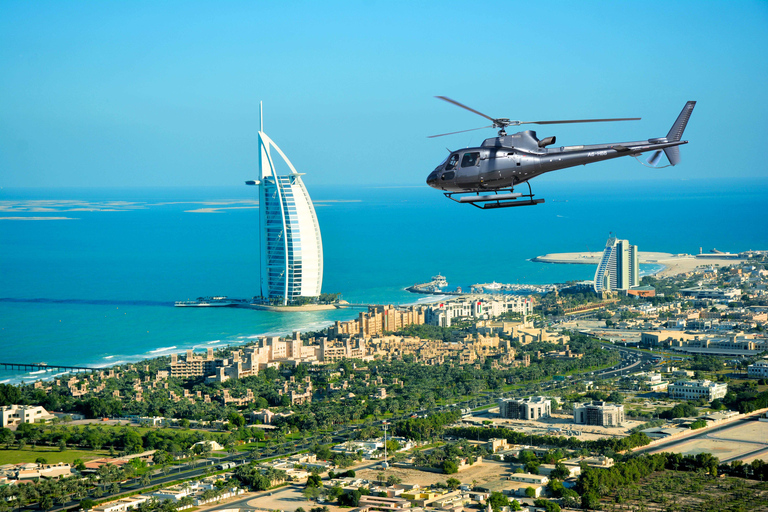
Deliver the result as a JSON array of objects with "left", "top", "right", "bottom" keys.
[{"left": 0, "top": 362, "right": 95, "bottom": 373}]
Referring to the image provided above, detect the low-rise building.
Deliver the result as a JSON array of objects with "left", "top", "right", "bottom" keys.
[
  {"left": 508, "top": 473, "right": 549, "bottom": 485},
  {"left": 358, "top": 494, "right": 412, "bottom": 511},
  {"left": 498, "top": 396, "right": 551, "bottom": 420},
  {"left": 561, "top": 455, "right": 614, "bottom": 468},
  {"left": 573, "top": 401, "right": 624, "bottom": 427},
  {"left": 0, "top": 405, "right": 55, "bottom": 428},
  {"left": 668, "top": 379, "right": 727, "bottom": 402},
  {"left": 92, "top": 495, "right": 149, "bottom": 512},
  {"left": 748, "top": 361, "right": 768, "bottom": 379}
]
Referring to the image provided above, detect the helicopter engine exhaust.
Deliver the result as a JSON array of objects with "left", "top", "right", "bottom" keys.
[{"left": 538, "top": 136, "right": 556, "bottom": 148}]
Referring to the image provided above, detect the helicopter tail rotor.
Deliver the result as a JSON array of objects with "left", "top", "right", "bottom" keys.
[{"left": 646, "top": 150, "right": 663, "bottom": 167}]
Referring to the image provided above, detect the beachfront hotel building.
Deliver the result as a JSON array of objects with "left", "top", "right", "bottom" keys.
[
  {"left": 594, "top": 236, "right": 639, "bottom": 293},
  {"left": 247, "top": 103, "right": 323, "bottom": 306}
]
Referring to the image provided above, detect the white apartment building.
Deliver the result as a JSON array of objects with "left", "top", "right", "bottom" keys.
[
  {"left": 0, "top": 405, "right": 55, "bottom": 428},
  {"left": 426, "top": 296, "right": 533, "bottom": 327},
  {"left": 667, "top": 379, "right": 728, "bottom": 402}
]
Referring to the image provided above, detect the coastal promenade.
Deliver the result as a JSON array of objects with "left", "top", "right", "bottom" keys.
[{"left": 0, "top": 362, "right": 94, "bottom": 373}]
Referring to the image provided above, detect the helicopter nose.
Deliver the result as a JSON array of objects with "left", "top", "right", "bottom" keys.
[{"left": 426, "top": 170, "right": 438, "bottom": 187}]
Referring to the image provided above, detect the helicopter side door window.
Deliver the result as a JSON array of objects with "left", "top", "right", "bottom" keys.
[
  {"left": 445, "top": 154, "right": 459, "bottom": 170},
  {"left": 461, "top": 152, "right": 480, "bottom": 167}
]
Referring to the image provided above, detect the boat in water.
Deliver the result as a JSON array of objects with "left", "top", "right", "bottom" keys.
[
  {"left": 174, "top": 296, "right": 247, "bottom": 307},
  {"left": 431, "top": 274, "right": 448, "bottom": 289}
]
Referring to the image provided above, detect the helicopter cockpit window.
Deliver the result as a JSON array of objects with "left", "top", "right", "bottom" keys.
[
  {"left": 461, "top": 152, "right": 480, "bottom": 167},
  {"left": 445, "top": 154, "right": 459, "bottom": 170}
]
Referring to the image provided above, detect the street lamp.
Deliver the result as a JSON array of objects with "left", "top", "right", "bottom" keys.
[{"left": 382, "top": 421, "right": 389, "bottom": 467}]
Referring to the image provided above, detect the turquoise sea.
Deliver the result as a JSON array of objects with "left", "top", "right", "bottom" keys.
[{"left": 1, "top": 178, "right": 767, "bottom": 383}]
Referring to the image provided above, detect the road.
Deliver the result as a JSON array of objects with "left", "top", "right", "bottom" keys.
[{"left": 26, "top": 335, "right": 644, "bottom": 512}]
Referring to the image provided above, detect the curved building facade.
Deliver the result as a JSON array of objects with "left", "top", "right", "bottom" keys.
[
  {"left": 594, "top": 236, "right": 638, "bottom": 292},
  {"left": 249, "top": 105, "right": 323, "bottom": 305}
]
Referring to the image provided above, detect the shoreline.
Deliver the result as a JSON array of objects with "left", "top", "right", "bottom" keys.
[{"left": 532, "top": 251, "right": 746, "bottom": 278}]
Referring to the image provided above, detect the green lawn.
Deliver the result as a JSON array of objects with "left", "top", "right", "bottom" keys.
[{"left": 0, "top": 446, "right": 111, "bottom": 465}]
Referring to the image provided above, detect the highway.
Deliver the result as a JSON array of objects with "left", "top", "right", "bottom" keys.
[{"left": 25, "top": 336, "right": 646, "bottom": 512}]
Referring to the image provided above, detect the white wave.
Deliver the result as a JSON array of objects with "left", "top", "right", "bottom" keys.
[
  {"left": 206, "top": 340, "right": 222, "bottom": 344},
  {"left": 28, "top": 370, "right": 46, "bottom": 375},
  {"left": 148, "top": 346, "right": 177, "bottom": 353},
  {"left": 92, "top": 360, "right": 127, "bottom": 368},
  {"left": 0, "top": 379, "right": 11, "bottom": 384},
  {"left": 104, "top": 355, "right": 115, "bottom": 359}
]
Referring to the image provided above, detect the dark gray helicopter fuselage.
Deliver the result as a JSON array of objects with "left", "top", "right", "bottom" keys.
[{"left": 427, "top": 129, "right": 686, "bottom": 193}]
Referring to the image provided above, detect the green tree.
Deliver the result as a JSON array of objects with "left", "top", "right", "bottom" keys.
[
  {"left": 40, "top": 495, "right": 53, "bottom": 511},
  {"left": 446, "top": 477, "right": 461, "bottom": 490},
  {"left": 80, "top": 499, "right": 96, "bottom": 510},
  {"left": 533, "top": 499, "right": 561, "bottom": 512},
  {"left": 487, "top": 492, "right": 510, "bottom": 512},
  {"left": 550, "top": 463, "right": 571, "bottom": 481}
]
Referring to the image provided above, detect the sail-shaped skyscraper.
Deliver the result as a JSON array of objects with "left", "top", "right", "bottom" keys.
[{"left": 247, "top": 104, "right": 323, "bottom": 305}]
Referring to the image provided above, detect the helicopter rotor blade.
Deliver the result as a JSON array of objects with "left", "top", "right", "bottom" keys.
[
  {"left": 435, "top": 96, "right": 497, "bottom": 123},
  {"left": 519, "top": 117, "right": 641, "bottom": 125},
  {"left": 428, "top": 126, "right": 494, "bottom": 138}
]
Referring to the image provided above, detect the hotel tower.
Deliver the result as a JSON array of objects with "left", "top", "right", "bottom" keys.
[
  {"left": 247, "top": 103, "right": 323, "bottom": 305},
  {"left": 593, "top": 236, "right": 638, "bottom": 292}
]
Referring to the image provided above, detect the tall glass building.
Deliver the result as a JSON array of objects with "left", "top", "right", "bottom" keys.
[
  {"left": 594, "top": 236, "right": 638, "bottom": 292},
  {"left": 247, "top": 104, "right": 323, "bottom": 305}
]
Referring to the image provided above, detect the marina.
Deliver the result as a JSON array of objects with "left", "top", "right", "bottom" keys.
[{"left": 406, "top": 274, "right": 558, "bottom": 296}]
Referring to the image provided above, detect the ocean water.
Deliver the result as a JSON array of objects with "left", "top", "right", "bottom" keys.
[{"left": 1, "top": 178, "right": 766, "bottom": 382}]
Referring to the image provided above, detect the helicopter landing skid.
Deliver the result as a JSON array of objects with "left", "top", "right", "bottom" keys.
[{"left": 445, "top": 183, "right": 544, "bottom": 209}]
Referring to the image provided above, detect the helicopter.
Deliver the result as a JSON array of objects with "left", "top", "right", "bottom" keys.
[{"left": 426, "top": 96, "right": 696, "bottom": 209}]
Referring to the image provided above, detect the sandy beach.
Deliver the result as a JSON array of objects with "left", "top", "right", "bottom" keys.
[{"left": 533, "top": 251, "right": 745, "bottom": 278}]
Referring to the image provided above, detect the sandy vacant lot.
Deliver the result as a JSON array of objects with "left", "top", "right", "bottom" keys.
[
  {"left": 244, "top": 485, "right": 344, "bottom": 512},
  {"left": 356, "top": 459, "right": 511, "bottom": 488},
  {"left": 242, "top": 462, "right": 512, "bottom": 512},
  {"left": 462, "top": 412, "right": 643, "bottom": 442},
  {"left": 646, "top": 420, "right": 768, "bottom": 463}
]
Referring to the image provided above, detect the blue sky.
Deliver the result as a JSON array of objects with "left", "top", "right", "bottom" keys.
[{"left": 1, "top": 1, "right": 767, "bottom": 188}]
